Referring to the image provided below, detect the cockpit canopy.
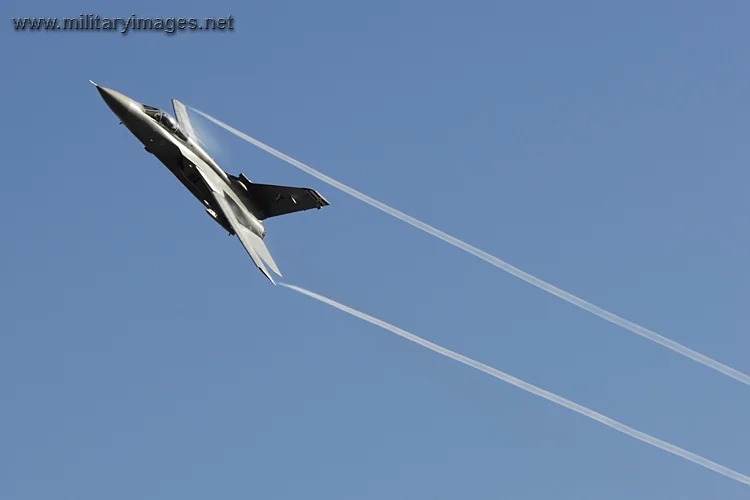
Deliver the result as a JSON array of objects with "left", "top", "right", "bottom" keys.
[{"left": 142, "top": 104, "right": 188, "bottom": 141}]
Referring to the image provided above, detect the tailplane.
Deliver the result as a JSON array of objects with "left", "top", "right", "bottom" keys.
[
  {"left": 243, "top": 230, "right": 282, "bottom": 280},
  {"left": 177, "top": 135, "right": 283, "bottom": 286}
]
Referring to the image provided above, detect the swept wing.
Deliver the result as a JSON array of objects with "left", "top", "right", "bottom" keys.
[
  {"left": 172, "top": 99, "right": 200, "bottom": 144},
  {"left": 232, "top": 176, "right": 330, "bottom": 219}
]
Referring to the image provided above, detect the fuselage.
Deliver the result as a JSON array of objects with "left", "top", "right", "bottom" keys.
[{"left": 94, "top": 84, "right": 266, "bottom": 239}]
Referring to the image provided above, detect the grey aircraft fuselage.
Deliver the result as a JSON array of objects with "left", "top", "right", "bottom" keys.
[
  {"left": 94, "top": 82, "right": 330, "bottom": 283},
  {"left": 94, "top": 83, "right": 265, "bottom": 239}
]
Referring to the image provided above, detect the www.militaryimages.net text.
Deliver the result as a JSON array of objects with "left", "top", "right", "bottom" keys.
[{"left": 12, "top": 14, "right": 235, "bottom": 34}]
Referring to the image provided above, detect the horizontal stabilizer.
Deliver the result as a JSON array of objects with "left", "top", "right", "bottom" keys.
[
  {"left": 243, "top": 228, "right": 282, "bottom": 278},
  {"left": 214, "top": 190, "right": 283, "bottom": 285},
  {"left": 244, "top": 236, "right": 278, "bottom": 285},
  {"left": 186, "top": 154, "right": 282, "bottom": 284}
]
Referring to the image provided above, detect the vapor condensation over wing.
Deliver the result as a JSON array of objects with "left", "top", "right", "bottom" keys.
[
  {"left": 189, "top": 107, "right": 750, "bottom": 387},
  {"left": 279, "top": 282, "right": 750, "bottom": 487}
]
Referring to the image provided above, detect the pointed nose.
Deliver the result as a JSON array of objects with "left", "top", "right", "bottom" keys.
[{"left": 94, "top": 84, "right": 137, "bottom": 119}]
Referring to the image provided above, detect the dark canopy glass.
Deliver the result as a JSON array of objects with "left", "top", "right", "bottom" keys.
[{"left": 142, "top": 104, "right": 188, "bottom": 141}]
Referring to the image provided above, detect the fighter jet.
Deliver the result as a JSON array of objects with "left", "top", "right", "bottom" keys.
[{"left": 92, "top": 82, "right": 329, "bottom": 284}]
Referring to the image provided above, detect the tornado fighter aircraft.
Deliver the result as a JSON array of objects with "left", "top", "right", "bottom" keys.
[{"left": 92, "top": 82, "right": 329, "bottom": 284}]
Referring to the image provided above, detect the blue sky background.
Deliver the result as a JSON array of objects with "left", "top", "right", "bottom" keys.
[{"left": 2, "top": 1, "right": 749, "bottom": 498}]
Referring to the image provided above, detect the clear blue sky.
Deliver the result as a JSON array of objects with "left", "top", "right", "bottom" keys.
[{"left": 2, "top": 1, "right": 749, "bottom": 498}]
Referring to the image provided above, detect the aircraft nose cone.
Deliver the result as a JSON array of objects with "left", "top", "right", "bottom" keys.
[{"left": 95, "top": 85, "right": 135, "bottom": 119}]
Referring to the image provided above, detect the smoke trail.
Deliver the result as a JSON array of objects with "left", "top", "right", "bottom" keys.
[
  {"left": 279, "top": 282, "right": 750, "bottom": 486},
  {"left": 189, "top": 107, "right": 750, "bottom": 387}
]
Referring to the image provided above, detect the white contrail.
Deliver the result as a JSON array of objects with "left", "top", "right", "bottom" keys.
[
  {"left": 189, "top": 107, "right": 750, "bottom": 387},
  {"left": 279, "top": 282, "right": 750, "bottom": 487}
]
